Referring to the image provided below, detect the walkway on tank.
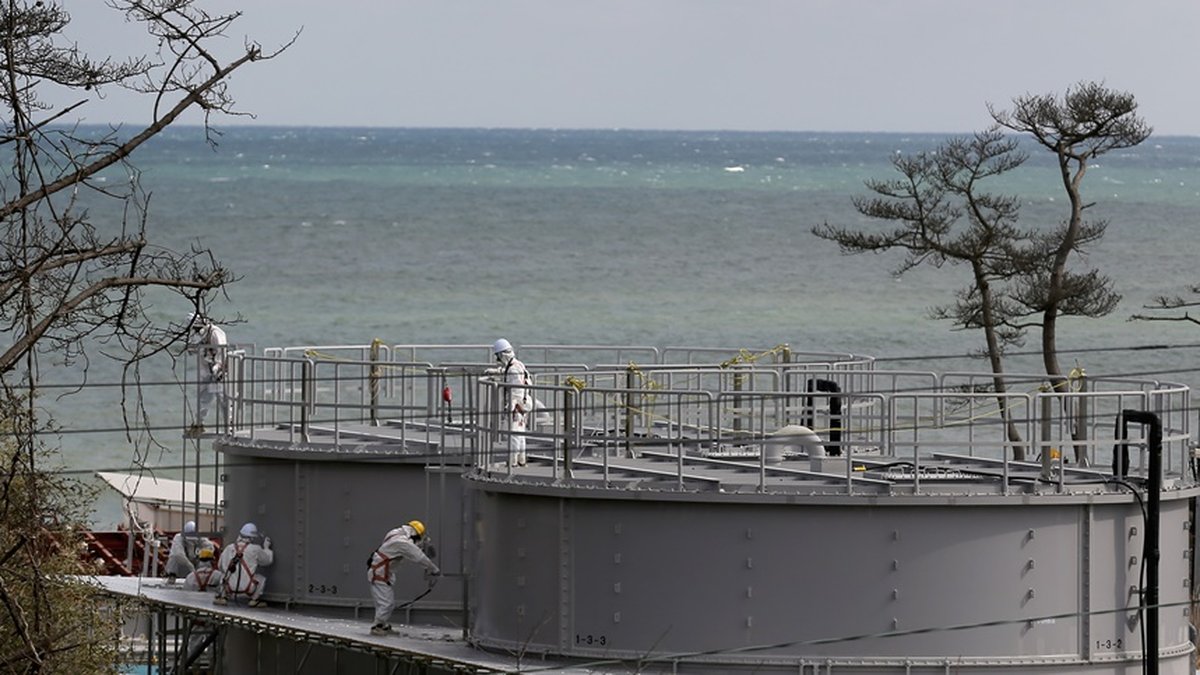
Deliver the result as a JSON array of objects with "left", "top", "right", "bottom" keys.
[
  {"left": 215, "top": 413, "right": 1154, "bottom": 499},
  {"left": 93, "top": 576, "right": 582, "bottom": 673},
  {"left": 479, "top": 445, "right": 1152, "bottom": 498},
  {"left": 221, "top": 419, "right": 476, "bottom": 463}
]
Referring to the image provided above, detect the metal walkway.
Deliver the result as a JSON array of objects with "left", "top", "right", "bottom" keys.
[{"left": 92, "top": 576, "right": 582, "bottom": 674}]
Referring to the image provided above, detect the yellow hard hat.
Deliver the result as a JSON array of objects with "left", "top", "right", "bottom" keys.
[
  {"left": 407, "top": 520, "right": 426, "bottom": 539},
  {"left": 198, "top": 547, "right": 214, "bottom": 560}
]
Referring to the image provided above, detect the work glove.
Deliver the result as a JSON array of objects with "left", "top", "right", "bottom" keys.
[
  {"left": 426, "top": 569, "right": 441, "bottom": 587},
  {"left": 262, "top": 537, "right": 272, "bottom": 550}
]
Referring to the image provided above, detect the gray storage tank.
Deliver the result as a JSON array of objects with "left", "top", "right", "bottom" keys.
[
  {"left": 468, "top": 477, "right": 1195, "bottom": 672},
  {"left": 210, "top": 346, "right": 488, "bottom": 621},
  {"left": 218, "top": 441, "right": 465, "bottom": 618},
  {"left": 464, "top": 364, "right": 1198, "bottom": 672}
]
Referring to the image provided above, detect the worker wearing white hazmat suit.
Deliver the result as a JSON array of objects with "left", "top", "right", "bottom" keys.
[
  {"left": 187, "top": 313, "right": 230, "bottom": 437},
  {"left": 183, "top": 546, "right": 223, "bottom": 592},
  {"left": 366, "top": 520, "right": 440, "bottom": 636},
  {"left": 214, "top": 523, "right": 273, "bottom": 607},
  {"left": 182, "top": 545, "right": 223, "bottom": 663},
  {"left": 493, "top": 338, "right": 532, "bottom": 466},
  {"left": 165, "top": 520, "right": 212, "bottom": 582}
]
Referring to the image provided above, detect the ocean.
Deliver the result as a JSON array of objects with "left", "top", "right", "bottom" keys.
[{"left": 38, "top": 126, "right": 1200, "bottom": 525}]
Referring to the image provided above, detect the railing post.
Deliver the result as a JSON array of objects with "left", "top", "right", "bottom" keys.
[
  {"left": 1073, "top": 371, "right": 1089, "bottom": 466},
  {"left": 563, "top": 389, "right": 574, "bottom": 478},
  {"left": 369, "top": 338, "right": 382, "bottom": 426},
  {"left": 781, "top": 344, "right": 791, "bottom": 395},
  {"left": 624, "top": 365, "right": 636, "bottom": 458},
  {"left": 467, "top": 371, "right": 479, "bottom": 467},
  {"left": 1040, "top": 387, "right": 1053, "bottom": 483},
  {"left": 438, "top": 368, "right": 452, "bottom": 424},
  {"left": 733, "top": 368, "right": 744, "bottom": 433},
  {"left": 301, "top": 359, "right": 312, "bottom": 443}
]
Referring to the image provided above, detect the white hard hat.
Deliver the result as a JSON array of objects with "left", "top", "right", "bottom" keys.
[
  {"left": 492, "top": 338, "right": 513, "bottom": 355},
  {"left": 239, "top": 523, "right": 257, "bottom": 538},
  {"left": 184, "top": 520, "right": 197, "bottom": 534}
]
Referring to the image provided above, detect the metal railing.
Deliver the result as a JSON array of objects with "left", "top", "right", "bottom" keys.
[
  {"left": 191, "top": 344, "right": 1196, "bottom": 496},
  {"left": 477, "top": 369, "right": 1195, "bottom": 495}
]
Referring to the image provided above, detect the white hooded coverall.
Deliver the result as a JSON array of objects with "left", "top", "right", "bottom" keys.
[
  {"left": 166, "top": 529, "right": 212, "bottom": 578},
  {"left": 184, "top": 562, "right": 224, "bottom": 592},
  {"left": 500, "top": 354, "right": 532, "bottom": 465},
  {"left": 216, "top": 534, "right": 273, "bottom": 601},
  {"left": 367, "top": 524, "right": 440, "bottom": 625},
  {"left": 193, "top": 321, "right": 229, "bottom": 430}
]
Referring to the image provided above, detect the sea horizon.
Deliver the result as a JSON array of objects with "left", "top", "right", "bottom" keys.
[{"left": 28, "top": 126, "right": 1200, "bottom": 526}]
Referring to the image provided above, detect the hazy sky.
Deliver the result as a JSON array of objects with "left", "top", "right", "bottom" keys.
[{"left": 61, "top": 0, "right": 1200, "bottom": 135}]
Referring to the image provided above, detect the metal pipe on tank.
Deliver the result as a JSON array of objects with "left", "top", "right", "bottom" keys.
[
  {"left": 804, "top": 378, "right": 843, "bottom": 456},
  {"left": 1122, "top": 409, "right": 1162, "bottom": 674}
]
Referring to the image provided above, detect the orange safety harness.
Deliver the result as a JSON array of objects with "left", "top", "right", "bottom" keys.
[
  {"left": 193, "top": 566, "right": 217, "bottom": 591},
  {"left": 368, "top": 531, "right": 412, "bottom": 585},
  {"left": 223, "top": 541, "right": 259, "bottom": 597}
]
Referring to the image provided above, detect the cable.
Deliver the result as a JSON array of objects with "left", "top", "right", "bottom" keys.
[{"left": 520, "top": 598, "right": 1197, "bottom": 673}]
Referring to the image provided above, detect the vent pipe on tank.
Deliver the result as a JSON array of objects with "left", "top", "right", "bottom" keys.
[
  {"left": 764, "top": 424, "right": 824, "bottom": 467},
  {"left": 1117, "top": 409, "right": 1162, "bottom": 674}
]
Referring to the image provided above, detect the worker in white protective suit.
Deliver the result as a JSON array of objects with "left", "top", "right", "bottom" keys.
[
  {"left": 366, "top": 520, "right": 440, "bottom": 636},
  {"left": 183, "top": 546, "right": 224, "bottom": 592},
  {"left": 165, "top": 520, "right": 212, "bottom": 582},
  {"left": 182, "top": 545, "right": 222, "bottom": 664},
  {"left": 186, "top": 313, "right": 229, "bottom": 437},
  {"left": 214, "top": 522, "right": 273, "bottom": 607},
  {"left": 493, "top": 338, "right": 532, "bottom": 466}
]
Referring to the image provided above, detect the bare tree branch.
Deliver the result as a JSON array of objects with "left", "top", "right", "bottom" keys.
[{"left": 0, "top": 1, "right": 291, "bottom": 669}]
